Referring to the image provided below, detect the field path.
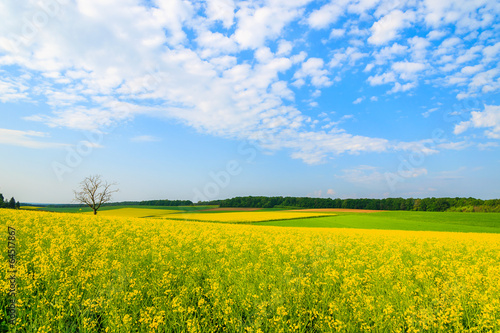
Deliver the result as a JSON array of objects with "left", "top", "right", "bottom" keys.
[
  {"left": 201, "top": 207, "right": 263, "bottom": 212},
  {"left": 291, "top": 208, "right": 385, "bottom": 213}
]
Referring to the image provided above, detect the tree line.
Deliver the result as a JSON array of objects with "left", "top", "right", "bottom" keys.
[
  {"left": 202, "top": 196, "right": 500, "bottom": 212},
  {"left": 44, "top": 199, "right": 194, "bottom": 209},
  {"left": 0, "top": 193, "right": 20, "bottom": 209},
  {"left": 26, "top": 195, "right": 500, "bottom": 213}
]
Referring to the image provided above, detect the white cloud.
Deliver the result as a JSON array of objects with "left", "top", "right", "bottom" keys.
[
  {"left": 437, "top": 141, "right": 470, "bottom": 150},
  {"left": 427, "top": 30, "right": 447, "bottom": 40},
  {"left": 422, "top": 0, "right": 497, "bottom": 31},
  {"left": 205, "top": 0, "right": 235, "bottom": 28},
  {"left": 395, "top": 140, "right": 439, "bottom": 155},
  {"left": 390, "top": 82, "right": 417, "bottom": 93},
  {"left": 234, "top": 1, "right": 309, "bottom": 49},
  {"left": 367, "top": 72, "right": 396, "bottom": 85},
  {"left": 469, "top": 68, "right": 500, "bottom": 92},
  {"left": 483, "top": 42, "right": 500, "bottom": 63},
  {"left": 364, "top": 64, "right": 374, "bottom": 72},
  {"left": 131, "top": 135, "right": 161, "bottom": 142},
  {"left": 454, "top": 104, "right": 500, "bottom": 139},
  {"left": 0, "top": 79, "right": 29, "bottom": 102},
  {"left": 329, "top": 47, "right": 367, "bottom": 68},
  {"left": 347, "top": 0, "right": 381, "bottom": 15},
  {"left": 26, "top": 102, "right": 137, "bottom": 131},
  {"left": 271, "top": 81, "right": 294, "bottom": 101},
  {"left": 461, "top": 64, "right": 484, "bottom": 75},
  {"left": 288, "top": 131, "right": 389, "bottom": 165},
  {"left": 329, "top": 29, "right": 345, "bottom": 39},
  {"left": 408, "top": 36, "right": 430, "bottom": 62},
  {"left": 276, "top": 40, "right": 293, "bottom": 56},
  {"left": 327, "top": 188, "right": 336, "bottom": 195},
  {"left": 294, "top": 58, "right": 332, "bottom": 88},
  {"left": 456, "top": 45, "right": 482, "bottom": 65},
  {"left": 307, "top": 0, "right": 349, "bottom": 29},
  {"left": 422, "top": 107, "right": 438, "bottom": 118},
  {"left": 372, "top": 43, "right": 407, "bottom": 65},
  {"left": 353, "top": 97, "right": 364, "bottom": 104},
  {"left": 196, "top": 31, "right": 238, "bottom": 58},
  {"left": 433, "top": 37, "right": 462, "bottom": 58},
  {"left": 404, "top": 168, "right": 428, "bottom": 178},
  {"left": 368, "top": 10, "right": 415, "bottom": 45},
  {"left": 0, "top": 128, "right": 67, "bottom": 149},
  {"left": 478, "top": 142, "right": 499, "bottom": 150},
  {"left": 392, "top": 61, "right": 426, "bottom": 80}
]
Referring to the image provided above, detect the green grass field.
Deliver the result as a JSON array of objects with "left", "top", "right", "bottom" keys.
[{"left": 254, "top": 211, "right": 500, "bottom": 233}]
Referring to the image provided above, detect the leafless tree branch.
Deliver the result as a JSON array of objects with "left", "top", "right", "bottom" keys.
[{"left": 74, "top": 175, "right": 118, "bottom": 215}]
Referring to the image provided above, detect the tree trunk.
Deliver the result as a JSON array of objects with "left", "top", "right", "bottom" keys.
[{"left": 93, "top": 209, "right": 97, "bottom": 215}]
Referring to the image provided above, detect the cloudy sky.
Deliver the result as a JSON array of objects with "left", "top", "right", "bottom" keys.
[{"left": 1, "top": 0, "right": 499, "bottom": 204}]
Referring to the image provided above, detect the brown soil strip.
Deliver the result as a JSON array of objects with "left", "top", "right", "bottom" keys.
[
  {"left": 200, "top": 207, "right": 263, "bottom": 212},
  {"left": 290, "top": 208, "right": 385, "bottom": 213}
]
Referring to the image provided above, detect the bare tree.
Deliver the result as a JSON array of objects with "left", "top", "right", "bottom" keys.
[{"left": 74, "top": 175, "right": 118, "bottom": 215}]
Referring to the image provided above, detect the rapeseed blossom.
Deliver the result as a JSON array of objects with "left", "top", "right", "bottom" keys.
[{"left": 1, "top": 209, "right": 499, "bottom": 332}]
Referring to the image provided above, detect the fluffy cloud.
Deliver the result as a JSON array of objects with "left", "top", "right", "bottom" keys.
[
  {"left": 0, "top": 79, "right": 29, "bottom": 102},
  {"left": 483, "top": 42, "right": 500, "bottom": 63},
  {"left": 461, "top": 64, "right": 484, "bottom": 75},
  {"left": 392, "top": 61, "right": 426, "bottom": 79},
  {"left": 205, "top": 0, "right": 236, "bottom": 28},
  {"left": 371, "top": 43, "right": 407, "bottom": 66},
  {"left": 294, "top": 58, "right": 332, "bottom": 88},
  {"left": 454, "top": 104, "right": 500, "bottom": 139},
  {"left": 367, "top": 72, "right": 396, "bottom": 85},
  {"left": 422, "top": 0, "right": 497, "bottom": 31},
  {"left": 353, "top": 97, "right": 364, "bottom": 104},
  {"left": 0, "top": 0, "right": 499, "bottom": 163},
  {"left": 408, "top": 36, "right": 430, "bottom": 62},
  {"left": 307, "top": 0, "right": 349, "bottom": 29},
  {"left": 0, "top": 128, "right": 67, "bottom": 149},
  {"left": 368, "top": 10, "right": 415, "bottom": 45},
  {"left": 233, "top": 0, "right": 309, "bottom": 49},
  {"left": 329, "top": 47, "right": 367, "bottom": 68}
]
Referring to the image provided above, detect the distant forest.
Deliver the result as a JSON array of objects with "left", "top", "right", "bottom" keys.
[
  {"left": 205, "top": 196, "right": 500, "bottom": 212},
  {"left": 42, "top": 199, "right": 193, "bottom": 209},
  {"left": 22, "top": 196, "right": 500, "bottom": 213}
]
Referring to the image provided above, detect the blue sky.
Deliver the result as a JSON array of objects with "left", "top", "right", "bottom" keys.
[{"left": 1, "top": 0, "right": 499, "bottom": 204}]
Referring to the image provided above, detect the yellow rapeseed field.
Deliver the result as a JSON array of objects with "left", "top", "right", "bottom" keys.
[
  {"left": 19, "top": 206, "right": 41, "bottom": 210},
  {"left": 165, "top": 211, "right": 336, "bottom": 223},
  {"left": 1, "top": 209, "right": 500, "bottom": 332},
  {"left": 83, "top": 208, "right": 183, "bottom": 218}
]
